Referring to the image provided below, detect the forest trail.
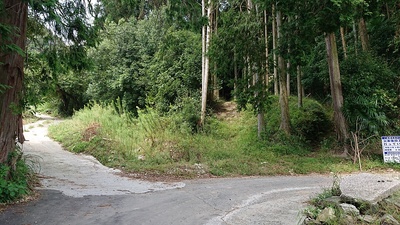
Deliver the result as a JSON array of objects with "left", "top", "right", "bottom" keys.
[{"left": 215, "top": 101, "right": 239, "bottom": 120}]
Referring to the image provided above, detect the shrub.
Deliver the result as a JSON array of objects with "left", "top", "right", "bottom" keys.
[
  {"left": 0, "top": 149, "right": 31, "bottom": 203},
  {"left": 265, "top": 96, "right": 332, "bottom": 144},
  {"left": 341, "top": 53, "right": 399, "bottom": 135},
  {"left": 168, "top": 96, "right": 201, "bottom": 133}
]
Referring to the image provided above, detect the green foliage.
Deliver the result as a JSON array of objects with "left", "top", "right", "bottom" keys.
[
  {"left": 341, "top": 53, "right": 399, "bottom": 135},
  {"left": 167, "top": 0, "right": 202, "bottom": 32},
  {"left": 0, "top": 150, "right": 31, "bottom": 203},
  {"left": 20, "top": 0, "right": 101, "bottom": 115},
  {"left": 209, "top": 4, "right": 267, "bottom": 108},
  {"left": 88, "top": 8, "right": 201, "bottom": 117},
  {"left": 25, "top": 19, "right": 91, "bottom": 116},
  {"left": 302, "top": 35, "right": 331, "bottom": 101},
  {"left": 29, "top": 1, "right": 99, "bottom": 48},
  {"left": 168, "top": 96, "right": 201, "bottom": 132},
  {"left": 0, "top": 165, "right": 27, "bottom": 202},
  {"left": 87, "top": 18, "right": 147, "bottom": 116},
  {"left": 291, "top": 100, "right": 332, "bottom": 143},
  {"left": 265, "top": 96, "right": 332, "bottom": 144},
  {"left": 21, "top": 0, "right": 400, "bottom": 179},
  {"left": 100, "top": 0, "right": 166, "bottom": 23},
  {"left": 369, "top": 6, "right": 400, "bottom": 71},
  {"left": 0, "top": 19, "right": 25, "bottom": 57},
  {"left": 147, "top": 28, "right": 202, "bottom": 113},
  {"left": 0, "top": 84, "right": 11, "bottom": 95}
]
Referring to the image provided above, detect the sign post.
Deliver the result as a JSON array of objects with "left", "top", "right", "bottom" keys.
[{"left": 382, "top": 136, "right": 400, "bottom": 163}]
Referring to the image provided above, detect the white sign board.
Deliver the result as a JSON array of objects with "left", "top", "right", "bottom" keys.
[{"left": 382, "top": 136, "right": 400, "bottom": 163}]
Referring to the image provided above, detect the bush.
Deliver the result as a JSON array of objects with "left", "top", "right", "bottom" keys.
[
  {"left": 168, "top": 96, "right": 201, "bottom": 133},
  {"left": 265, "top": 96, "right": 332, "bottom": 144},
  {"left": 0, "top": 149, "right": 31, "bottom": 203},
  {"left": 341, "top": 53, "right": 399, "bottom": 135},
  {"left": 291, "top": 99, "right": 332, "bottom": 142}
]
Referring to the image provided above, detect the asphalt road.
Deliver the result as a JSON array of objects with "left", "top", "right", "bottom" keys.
[
  {"left": 1, "top": 176, "right": 334, "bottom": 225},
  {"left": 0, "top": 117, "right": 333, "bottom": 225}
]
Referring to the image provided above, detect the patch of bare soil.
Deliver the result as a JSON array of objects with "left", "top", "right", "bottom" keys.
[
  {"left": 82, "top": 123, "right": 101, "bottom": 141},
  {"left": 119, "top": 170, "right": 218, "bottom": 183},
  {"left": 214, "top": 101, "right": 239, "bottom": 120}
]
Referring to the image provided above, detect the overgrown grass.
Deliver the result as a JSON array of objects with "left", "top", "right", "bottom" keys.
[{"left": 48, "top": 100, "right": 400, "bottom": 179}]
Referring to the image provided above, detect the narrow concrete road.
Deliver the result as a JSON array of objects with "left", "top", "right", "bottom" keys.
[
  {"left": 0, "top": 117, "right": 334, "bottom": 225},
  {"left": 21, "top": 116, "right": 184, "bottom": 197}
]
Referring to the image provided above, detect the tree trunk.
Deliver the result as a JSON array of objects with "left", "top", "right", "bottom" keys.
[
  {"left": 340, "top": 27, "right": 348, "bottom": 59},
  {"left": 276, "top": 10, "right": 290, "bottom": 135},
  {"left": 0, "top": 0, "right": 27, "bottom": 165},
  {"left": 286, "top": 52, "right": 290, "bottom": 96},
  {"left": 264, "top": 9, "right": 269, "bottom": 89},
  {"left": 358, "top": 17, "right": 369, "bottom": 52},
  {"left": 247, "top": 0, "right": 265, "bottom": 138},
  {"left": 297, "top": 65, "right": 303, "bottom": 108},
  {"left": 325, "top": 32, "right": 349, "bottom": 155},
  {"left": 272, "top": 4, "right": 278, "bottom": 96},
  {"left": 212, "top": 73, "right": 219, "bottom": 100},
  {"left": 212, "top": 9, "right": 219, "bottom": 100},
  {"left": 137, "top": 0, "right": 146, "bottom": 20},
  {"left": 385, "top": 3, "right": 390, "bottom": 18},
  {"left": 200, "top": 0, "right": 211, "bottom": 126},
  {"left": 352, "top": 21, "right": 358, "bottom": 55},
  {"left": 286, "top": 17, "right": 291, "bottom": 96},
  {"left": 201, "top": 0, "right": 206, "bottom": 93}
]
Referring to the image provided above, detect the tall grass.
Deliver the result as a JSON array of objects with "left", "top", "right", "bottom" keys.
[{"left": 48, "top": 100, "right": 400, "bottom": 178}]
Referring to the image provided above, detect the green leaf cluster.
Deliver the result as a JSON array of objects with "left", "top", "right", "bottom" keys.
[
  {"left": 265, "top": 96, "right": 332, "bottom": 143},
  {"left": 0, "top": 152, "right": 30, "bottom": 203},
  {"left": 88, "top": 8, "right": 202, "bottom": 120},
  {"left": 341, "top": 53, "right": 399, "bottom": 135}
]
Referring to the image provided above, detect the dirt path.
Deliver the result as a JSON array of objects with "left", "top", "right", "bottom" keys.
[
  {"left": 215, "top": 101, "right": 239, "bottom": 120},
  {"left": 22, "top": 116, "right": 185, "bottom": 197}
]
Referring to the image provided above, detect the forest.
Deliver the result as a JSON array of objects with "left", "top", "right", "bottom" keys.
[{"left": 1, "top": 0, "right": 400, "bottom": 201}]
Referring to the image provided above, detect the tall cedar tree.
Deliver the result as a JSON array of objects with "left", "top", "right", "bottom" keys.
[
  {"left": 1, "top": 0, "right": 98, "bottom": 169},
  {"left": 0, "top": 0, "right": 27, "bottom": 165}
]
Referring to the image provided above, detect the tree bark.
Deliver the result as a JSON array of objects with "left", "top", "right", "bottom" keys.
[
  {"left": 358, "top": 17, "right": 369, "bottom": 52},
  {"left": 286, "top": 52, "right": 290, "bottom": 96},
  {"left": 352, "top": 21, "right": 358, "bottom": 55},
  {"left": 297, "top": 65, "right": 302, "bottom": 108},
  {"left": 0, "top": 0, "right": 27, "bottom": 165},
  {"left": 276, "top": 10, "right": 290, "bottom": 135},
  {"left": 385, "top": 3, "right": 390, "bottom": 18},
  {"left": 200, "top": 0, "right": 211, "bottom": 126},
  {"left": 233, "top": 51, "right": 238, "bottom": 99},
  {"left": 247, "top": 0, "right": 265, "bottom": 138},
  {"left": 264, "top": 9, "right": 269, "bottom": 89},
  {"left": 286, "top": 17, "right": 291, "bottom": 96},
  {"left": 212, "top": 9, "right": 219, "bottom": 100},
  {"left": 340, "top": 27, "right": 348, "bottom": 59},
  {"left": 325, "top": 32, "right": 348, "bottom": 155},
  {"left": 272, "top": 4, "right": 278, "bottom": 96}
]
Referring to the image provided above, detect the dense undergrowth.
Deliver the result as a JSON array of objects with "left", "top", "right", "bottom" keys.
[
  {"left": 0, "top": 147, "right": 35, "bottom": 203},
  {"left": 48, "top": 97, "right": 400, "bottom": 179}
]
